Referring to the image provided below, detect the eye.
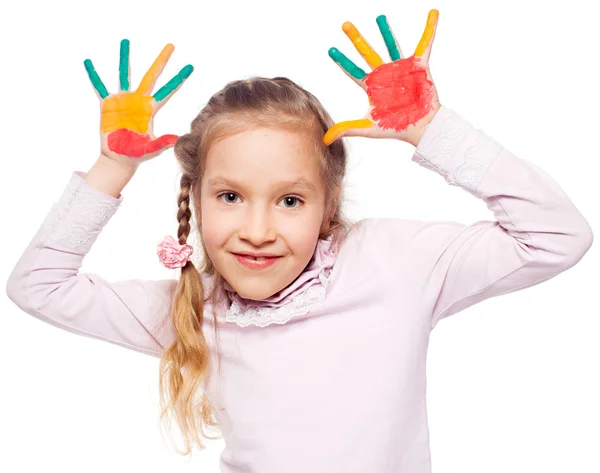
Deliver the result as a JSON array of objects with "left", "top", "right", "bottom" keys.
[
  {"left": 217, "top": 192, "right": 304, "bottom": 208},
  {"left": 278, "top": 196, "right": 303, "bottom": 209},
  {"left": 217, "top": 192, "right": 241, "bottom": 204}
]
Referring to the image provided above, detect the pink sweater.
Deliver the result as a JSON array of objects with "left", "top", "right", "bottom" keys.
[{"left": 6, "top": 106, "right": 593, "bottom": 472}]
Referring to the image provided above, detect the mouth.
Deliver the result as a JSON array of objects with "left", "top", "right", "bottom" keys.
[
  {"left": 232, "top": 253, "right": 283, "bottom": 269},
  {"left": 232, "top": 252, "right": 282, "bottom": 260}
]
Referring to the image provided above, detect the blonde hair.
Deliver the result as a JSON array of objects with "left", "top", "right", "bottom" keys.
[{"left": 158, "top": 76, "right": 354, "bottom": 455}]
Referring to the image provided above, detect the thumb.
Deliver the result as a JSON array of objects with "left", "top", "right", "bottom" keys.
[
  {"left": 323, "top": 119, "right": 374, "bottom": 145},
  {"left": 146, "top": 134, "right": 179, "bottom": 154},
  {"left": 107, "top": 129, "right": 178, "bottom": 158}
]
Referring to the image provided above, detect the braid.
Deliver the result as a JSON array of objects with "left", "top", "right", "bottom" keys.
[{"left": 176, "top": 175, "right": 193, "bottom": 246}]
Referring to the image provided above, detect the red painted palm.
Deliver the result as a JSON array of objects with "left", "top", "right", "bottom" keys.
[{"left": 325, "top": 10, "right": 441, "bottom": 147}]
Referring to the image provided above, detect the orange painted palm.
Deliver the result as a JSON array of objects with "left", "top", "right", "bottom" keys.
[
  {"left": 325, "top": 10, "right": 441, "bottom": 147},
  {"left": 84, "top": 40, "right": 193, "bottom": 166}
]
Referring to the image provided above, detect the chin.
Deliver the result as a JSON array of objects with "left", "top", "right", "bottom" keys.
[
  {"left": 241, "top": 286, "right": 278, "bottom": 301},
  {"left": 230, "top": 280, "right": 281, "bottom": 301}
]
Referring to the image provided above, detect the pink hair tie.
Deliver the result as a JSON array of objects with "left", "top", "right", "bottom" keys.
[{"left": 157, "top": 235, "right": 194, "bottom": 269}]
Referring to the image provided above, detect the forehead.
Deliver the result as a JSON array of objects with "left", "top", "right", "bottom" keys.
[{"left": 203, "top": 127, "right": 322, "bottom": 188}]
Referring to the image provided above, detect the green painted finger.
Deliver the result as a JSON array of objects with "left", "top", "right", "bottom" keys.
[
  {"left": 153, "top": 64, "right": 194, "bottom": 102},
  {"left": 83, "top": 59, "right": 109, "bottom": 99},
  {"left": 119, "top": 39, "right": 130, "bottom": 91},
  {"left": 328, "top": 47, "right": 366, "bottom": 80},
  {"left": 376, "top": 15, "right": 401, "bottom": 60}
]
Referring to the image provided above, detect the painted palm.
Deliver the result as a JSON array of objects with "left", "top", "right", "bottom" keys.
[
  {"left": 84, "top": 40, "right": 193, "bottom": 161},
  {"left": 325, "top": 9, "right": 441, "bottom": 146}
]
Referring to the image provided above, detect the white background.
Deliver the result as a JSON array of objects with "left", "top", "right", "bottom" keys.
[{"left": 1, "top": 0, "right": 598, "bottom": 471}]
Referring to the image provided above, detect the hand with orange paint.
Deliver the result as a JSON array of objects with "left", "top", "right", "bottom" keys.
[
  {"left": 84, "top": 39, "right": 194, "bottom": 168},
  {"left": 325, "top": 10, "right": 441, "bottom": 147}
]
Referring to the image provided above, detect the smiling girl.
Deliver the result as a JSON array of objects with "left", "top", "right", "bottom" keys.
[{"left": 6, "top": 9, "right": 593, "bottom": 473}]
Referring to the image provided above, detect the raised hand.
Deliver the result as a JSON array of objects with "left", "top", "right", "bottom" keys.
[
  {"left": 325, "top": 10, "right": 441, "bottom": 147},
  {"left": 84, "top": 39, "right": 193, "bottom": 166}
]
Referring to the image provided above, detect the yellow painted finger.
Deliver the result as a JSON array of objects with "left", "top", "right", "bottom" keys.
[
  {"left": 414, "top": 9, "right": 439, "bottom": 57},
  {"left": 323, "top": 119, "right": 374, "bottom": 145},
  {"left": 342, "top": 22, "right": 384, "bottom": 69},
  {"left": 136, "top": 43, "right": 175, "bottom": 96}
]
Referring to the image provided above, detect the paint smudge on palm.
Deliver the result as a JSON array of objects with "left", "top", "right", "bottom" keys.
[
  {"left": 364, "top": 56, "right": 435, "bottom": 132},
  {"left": 107, "top": 129, "right": 178, "bottom": 158}
]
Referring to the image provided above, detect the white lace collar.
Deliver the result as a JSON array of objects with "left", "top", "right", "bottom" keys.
[{"left": 221, "top": 237, "right": 337, "bottom": 328}]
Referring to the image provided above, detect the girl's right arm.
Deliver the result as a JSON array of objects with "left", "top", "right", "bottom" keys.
[
  {"left": 6, "top": 163, "right": 176, "bottom": 358},
  {"left": 6, "top": 39, "right": 195, "bottom": 357}
]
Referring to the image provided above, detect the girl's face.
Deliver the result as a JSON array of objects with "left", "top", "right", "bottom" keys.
[{"left": 200, "top": 126, "right": 328, "bottom": 301}]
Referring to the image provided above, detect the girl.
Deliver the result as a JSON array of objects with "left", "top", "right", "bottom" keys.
[{"left": 6, "top": 9, "right": 593, "bottom": 473}]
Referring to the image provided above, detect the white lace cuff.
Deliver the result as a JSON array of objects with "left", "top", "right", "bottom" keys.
[
  {"left": 40, "top": 171, "right": 122, "bottom": 253},
  {"left": 411, "top": 106, "right": 504, "bottom": 195}
]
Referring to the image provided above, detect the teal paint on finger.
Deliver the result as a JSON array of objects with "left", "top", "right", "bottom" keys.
[
  {"left": 84, "top": 59, "right": 109, "bottom": 98},
  {"left": 328, "top": 47, "right": 366, "bottom": 80},
  {"left": 119, "top": 39, "right": 130, "bottom": 91},
  {"left": 376, "top": 15, "right": 401, "bottom": 60},
  {"left": 153, "top": 64, "right": 194, "bottom": 102}
]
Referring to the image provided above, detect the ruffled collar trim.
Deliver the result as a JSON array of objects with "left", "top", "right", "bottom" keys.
[{"left": 222, "top": 236, "right": 337, "bottom": 327}]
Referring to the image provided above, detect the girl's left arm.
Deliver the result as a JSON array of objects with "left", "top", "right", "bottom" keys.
[
  {"left": 326, "top": 10, "right": 593, "bottom": 329},
  {"left": 404, "top": 105, "right": 593, "bottom": 329},
  {"left": 354, "top": 104, "right": 593, "bottom": 329}
]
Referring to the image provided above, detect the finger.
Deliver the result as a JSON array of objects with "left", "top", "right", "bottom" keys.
[
  {"left": 107, "top": 129, "right": 178, "bottom": 158},
  {"left": 342, "top": 21, "right": 384, "bottom": 69},
  {"left": 376, "top": 15, "right": 403, "bottom": 61},
  {"left": 136, "top": 43, "right": 175, "bottom": 96},
  {"left": 119, "top": 39, "right": 131, "bottom": 92},
  {"left": 145, "top": 133, "right": 179, "bottom": 154},
  {"left": 323, "top": 119, "right": 374, "bottom": 145},
  {"left": 414, "top": 9, "right": 439, "bottom": 64},
  {"left": 153, "top": 64, "right": 194, "bottom": 103},
  {"left": 83, "top": 59, "right": 109, "bottom": 99},
  {"left": 328, "top": 47, "right": 367, "bottom": 89}
]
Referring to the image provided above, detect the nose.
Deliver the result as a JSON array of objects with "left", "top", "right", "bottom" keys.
[{"left": 238, "top": 208, "right": 277, "bottom": 246}]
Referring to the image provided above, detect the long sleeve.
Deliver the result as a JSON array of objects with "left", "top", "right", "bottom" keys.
[
  {"left": 5, "top": 171, "right": 177, "bottom": 358},
  {"left": 362, "top": 106, "right": 593, "bottom": 329}
]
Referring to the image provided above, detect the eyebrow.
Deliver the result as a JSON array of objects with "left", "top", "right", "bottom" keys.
[{"left": 207, "top": 176, "right": 317, "bottom": 192}]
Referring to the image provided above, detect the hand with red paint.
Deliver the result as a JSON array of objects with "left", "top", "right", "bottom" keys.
[
  {"left": 84, "top": 39, "right": 193, "bottom": 168},
  {"left": 325, "top": 10, "right": 441, "bottom": 147}
]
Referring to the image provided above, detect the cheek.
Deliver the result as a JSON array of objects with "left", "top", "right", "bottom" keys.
[
  {"left": 201, "top": 222, "right": 228, "bottom": 251},
  {"left": 286, "top": 222, "right": 321, "bottom": 256},
  {"left": 280, "top": 204, "right": 325, "bottom": 245},
  {"left": 200, "top": 200, "right": 230, "bottom": 235},
  {"left": 198, "top": 208, "right": 225, "bottom": 248},
  {"left": 201, "top": 230, "right": 227, "bottom": 270}
]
